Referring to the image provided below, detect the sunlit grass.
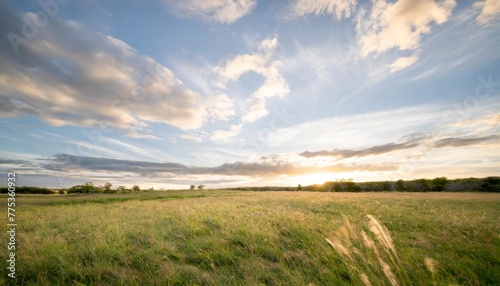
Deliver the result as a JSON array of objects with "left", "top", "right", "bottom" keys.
[{"left": 0, "top": 191, "right": 498, "bottom": 285}]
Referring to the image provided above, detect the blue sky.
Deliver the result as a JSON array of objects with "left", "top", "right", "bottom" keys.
[{"left": 0, "top": 0, "right": 499, "bottom": 189}]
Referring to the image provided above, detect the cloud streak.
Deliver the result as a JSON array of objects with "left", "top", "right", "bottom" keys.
[
  {"left": 300, "top": 137, "right": 424, "bottom": 158},
  {"left": 299, "top": 133, "right": 500, "bottom": 159},
  {"left": 47, "top": 154, "right": 397, "bottom": 178},
  {"left": 433, "top": 134, "right": 500, "bottom": 148}
]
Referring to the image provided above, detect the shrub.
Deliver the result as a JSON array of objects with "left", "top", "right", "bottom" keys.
[
  {"left": 0, "top": 186, "right": 53, "bottom": 194},
  {"left": 102, "top": 182, "right": 113, "bottom": 193},
  {"left": 67, "top": 182, "right": 102, "bottom": 194},
  {"left": 481, "top": 176, "right": 500, "bottom": 192},
  {"left": 395, "top": 179, "right": 406, "bottom": 192},
  {"left": 117, "top": 185, "right": 128, "bottom": 193},
  {"left": 431, "top": 177, "right": 448, "bottom": 192}
]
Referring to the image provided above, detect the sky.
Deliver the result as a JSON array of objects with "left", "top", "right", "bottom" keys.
[{"left": 0, "top": 0, "right": 499, "bottom": 189}]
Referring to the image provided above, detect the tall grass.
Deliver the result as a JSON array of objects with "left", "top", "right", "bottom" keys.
[
  {"left": 325, "top": 215, "right": 407, "bottom": 286},
  {"left": 0, "top": 191, "right": 498, "bottom": 285}
]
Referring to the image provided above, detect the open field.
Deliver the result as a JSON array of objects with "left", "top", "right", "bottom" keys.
[{"left": 1, "top": 191, "right": 499, "bottom": 285}]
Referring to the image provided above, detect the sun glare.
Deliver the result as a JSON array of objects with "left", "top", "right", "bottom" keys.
[{"left": 293, "top": 173, "right": 336, "bottom": 186}]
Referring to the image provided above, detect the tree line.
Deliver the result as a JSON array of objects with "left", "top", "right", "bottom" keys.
[
  {"left": 301, "top": 177, "right": 500, "bottom": 193},
  {"left": 1, "top": 176, "right": 498, "bottom": 194}
]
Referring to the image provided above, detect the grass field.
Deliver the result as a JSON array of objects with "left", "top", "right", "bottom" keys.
[{"left": 1, "top": 191, "right": 499, "bottom": 285}]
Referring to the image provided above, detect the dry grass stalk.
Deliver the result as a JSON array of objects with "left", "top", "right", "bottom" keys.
[
  {"left": 324, "top": 238, "right": 353, "bottom": 261},
  {"left": 378, "top": 258, "right": 399, "bottom": 286},
  {"left": 359, "top": 273, "right": 373, "bottom": 286},
  {"left": 424, "top": 257, "right": 437, "bottom": 275},
  {"left": 326, "top": 215, "right": 405, "bottom": 286},
  {"left": 342, "top": 214, "right": 359, "bottom": 240},
  {"left": 361, "top": 230, "right": 375, "bottom": 250},
  {"left": 366, "top": 215, "right": 399, "bottom": 261}
]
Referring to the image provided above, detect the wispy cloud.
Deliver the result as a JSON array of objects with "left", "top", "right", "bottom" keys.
[
  {"left": 206, "top": 93, "right": 235, "bottom": 122},
  {"left": 291, "top": 0, "right": 357, "bottom": 20},
  {"left": 210, "top": 124, "right": 242, "bottom": 141},
  {"left": 163, "top": 0, "right": 256, "bottom": 24},
  {"left": 214, "top": 36, "right": 289, "bottom": 123},
  {"left": 389, "top": 54, "right": 419, "bottom": 73}
]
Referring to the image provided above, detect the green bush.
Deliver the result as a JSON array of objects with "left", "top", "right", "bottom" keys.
[
  {"left": 67, "top": 182, "right": 102, "bottom": 194},
  {"left": 0, "top": 186, "right": 53, "bottom": 194}
]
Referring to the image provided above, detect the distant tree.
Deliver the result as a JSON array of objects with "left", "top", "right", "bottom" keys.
[
  {"left": 412, "top": 179, "right": 431, "bottom": 192},
  {"left": 67, "top": 185, "right": 82, "bottom": 194},
  {"left": 347, "top": 181, "right": 362, "bottom": 192},
  {"left": 297, "top": 184, "right": 302, "bottom": 191},
  {"left": 481, "top": 176, "right": 500, "bottom": 192},
  {"left": 331, "top": 180, "right": 361, "bottom": 192},
  {"left": 103, "top": 182, "right": 113, "bottom": 193},
  {"left": 381, "top": 181, "right": 394, "bottom": 192},
  {"left": 197, "top": 184, "right": 205, "bottom": 190},
  {"left": 132, "top": 185, "right": 141, "bottom": 192},
  {"left": 67, "top": 182, "right": 102, "bottom": 194},
  {"left": 395, "top": 179, "right": 406, "bottom": 192},
  {"left": 58, "top": 189, "right": 66, "bottom": 195},
  {"left": 190, "top": 185, "right": 196, "bottom": 190},
  {"left": 117, "top": 185, "right": 127, "bottom": 193},
  {"left": 431, "top": 177, "right": 448, "bottom": 192}
]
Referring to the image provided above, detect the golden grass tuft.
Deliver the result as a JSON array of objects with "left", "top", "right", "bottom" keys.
[
  {"left": 378, "top": 257, "right": 399, "bottom": 286},
  {"left": 325, "top": 214, "right": 402, "bottom": 286},
  {"left": 424, "top": 257, "right": 437, "bottom": 275},
  {"left": 323, "top": 213, "right": 458, "bottom": 285},
  {"left": 359, "top": 273, "right": 373, "bottom": 286},
  {"left": 366, "top": 214, "right": 399, "bottom": 262},
  {"left": 324, "top": 238, "right": 353, "bottom": 261}
]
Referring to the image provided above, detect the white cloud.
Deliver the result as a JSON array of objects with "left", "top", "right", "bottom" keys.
[
  {"left": 163, "top": 0, "right": 256, "bottom": 24},
  {"left": 206, "top": 94, "right": 235, "bottom": 122},
  {"left": 292, "top": 0, "right": 357, "bottom": 20},
  {"left": 358, "top": 0, "right": 456, "bottom": 56},
  {"left": 210, "top": 124, "right": 242, "bottom": 140},
  {"left": 241, "top": 98, "right": 268, "bottom": 123},
  {"left": 389, "top": 54, "right": 419, "bottom": 73},
  {"left": 179, "top": 134, "right": 203, "bottom": 142},
  {"left": 475, "top": 0, "right": 500, "bottom": 24},
  {"left": 0, "top": 9, "right": 207, "bottom": 136},
  {"left": 215, "top": 36, "right": 289, "bottom": 123}
]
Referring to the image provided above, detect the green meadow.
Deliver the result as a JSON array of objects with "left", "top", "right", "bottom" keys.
[{"left": 1, "top": 191, "right": 499, "bottom": 285}]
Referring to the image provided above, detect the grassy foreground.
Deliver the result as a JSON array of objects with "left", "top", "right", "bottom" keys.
[{"left": 1, "top": 191, "right": 499, "bottom": 285}]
